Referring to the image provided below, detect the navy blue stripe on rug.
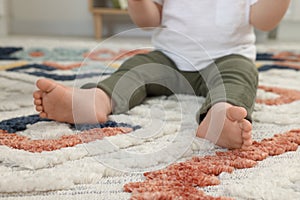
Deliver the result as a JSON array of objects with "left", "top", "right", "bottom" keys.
[
  {"left": 25, "top": 71, "right": 112, "bottom": 81},
  {"left": 6, "top": 63, "right": 57, "bottom": 72},
  {"left": 0, "top": 47, "right": 23, "bottom": 60},
  {"left": 0, "top": 115, "right": 140, "bottom": 133},
  {"left": 5, "top": 63, "right": 113, "bottom": 81},
  {"left": 72, "top": 122, "right": 141, "bottom": 131},
  {"left": 0, "top": 115, "right": 51, "bottom": 133},
  {"left": 258, "top": 64, "right": 299, "bottom": 72},
  {"left": 256, "top": 53, "right": 284, "bottom": 61}
]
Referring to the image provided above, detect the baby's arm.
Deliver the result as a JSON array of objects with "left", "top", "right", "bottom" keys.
[
  {"left": 250, "top": 0, "right": 291, "bottom": 31},
  {"left": 128, "top": 0, "right": 162, "bottom": 27}
]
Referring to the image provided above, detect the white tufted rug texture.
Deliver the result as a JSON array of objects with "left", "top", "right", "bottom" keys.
[{"left": 0, "top": 37, "right": 300, "bottom": 200}]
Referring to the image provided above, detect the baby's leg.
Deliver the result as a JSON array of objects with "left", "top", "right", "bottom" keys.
[
  {"left": 33, "top": 51, "right": 182, "bottom": 124},
  {"left": 33, "top": 78, "right": 112, "bottom": 124},
  {"left": 195, "top": 55, "right": 258, "bottom": 149},
  {"left": 83, "top": 51, "right": 192, "bottom": 114},
  {"left": 197, "top": 102, "right": 252, "bottom": 149}
]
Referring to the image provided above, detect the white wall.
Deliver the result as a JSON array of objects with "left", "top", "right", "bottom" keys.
[
  {"left": 9, "top": 0, "right": 94, "bottom": 36},
  {"left": 284, "top": 0, "right": 300, "bottom": 21},
  {"left": 9, "top": 0, "right": 135, "bottom": 37},
  {"left": 277, "top": 1, "right": 300, "bottom": 42},
  {"left": 0, "top": 0, "right": 8, "bottom": 36}
]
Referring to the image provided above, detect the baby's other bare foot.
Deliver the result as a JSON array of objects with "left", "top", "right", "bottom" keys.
[
  {"left": 196, "top": 102, "right": 252, "bottom": 149},
  {"left": 33, "top": 78, "right": 112, "bottom": 124}
]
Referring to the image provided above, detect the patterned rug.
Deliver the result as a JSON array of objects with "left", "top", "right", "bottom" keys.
[{"left": 0, "top": 38, "right": 300, "bottom": 200}]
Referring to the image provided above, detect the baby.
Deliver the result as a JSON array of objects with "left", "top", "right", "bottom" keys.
[{"left": 33, "top": 0, "right": 291, "bottom": 149}]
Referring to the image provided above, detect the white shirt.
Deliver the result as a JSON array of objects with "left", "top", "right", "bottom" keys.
[{"left": 152, "top": 0, "right": 258, "bottom": 71}]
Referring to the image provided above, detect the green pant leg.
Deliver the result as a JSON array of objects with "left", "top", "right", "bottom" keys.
[
  {"left": 82, "top": 51, "right": 196, "bottom": 114},
  {"left": 197, "top": 55, "right": 258, "bottom": 123}
]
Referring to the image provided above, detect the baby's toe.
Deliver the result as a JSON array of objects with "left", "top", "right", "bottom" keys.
[
  {"left": 243, "top": 138, "right": 252, "bottom": 146},
  {"left": 33, "top": 90, "right": 43, "bottom": 99},
  {"left": 36, "top": 78, "right": 57, "bottom": 93},
  {"left": 242, "top": 130, "right": 251, "bottom": 140},
  {"left": 240, "top": 119, "right": 252, "bottom": 132},
  {"left": 39, "top": 112, "right": 47, "bottom": 118},
  {"left": 34, "top": 99, "right": 42, "bottom": 106},
  {"left": 241, "top": 138, "right": 253, "bottom": 150},
  {"left": 35, "top": 105, "right": 44, "bottom": 112},
  {"left": 227, "top": 106, "right": 247, "bottom": 121}
]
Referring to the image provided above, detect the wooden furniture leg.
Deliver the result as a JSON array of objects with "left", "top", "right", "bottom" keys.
[
  {"left": 88, "top": 0, "right": 128, "bottom": 40},
  {"left": 93, "top": 13, "right": 102, "bottom": 39}
]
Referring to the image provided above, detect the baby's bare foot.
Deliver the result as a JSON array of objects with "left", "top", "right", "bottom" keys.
[
  {"left": 33, "top": 78, "right": 112, "bottom": 124},
  {"left": 196, "top": 102, "right": 252, "bottom": 149}
]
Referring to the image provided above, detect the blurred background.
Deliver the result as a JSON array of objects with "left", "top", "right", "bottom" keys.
[{"left": 0, "top": 0, "right": 299, "bottom": 42}]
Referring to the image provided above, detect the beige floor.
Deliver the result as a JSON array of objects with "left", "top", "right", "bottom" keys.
[{"left": 1, "top": 34, "right": 300, "bottom": 51}]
